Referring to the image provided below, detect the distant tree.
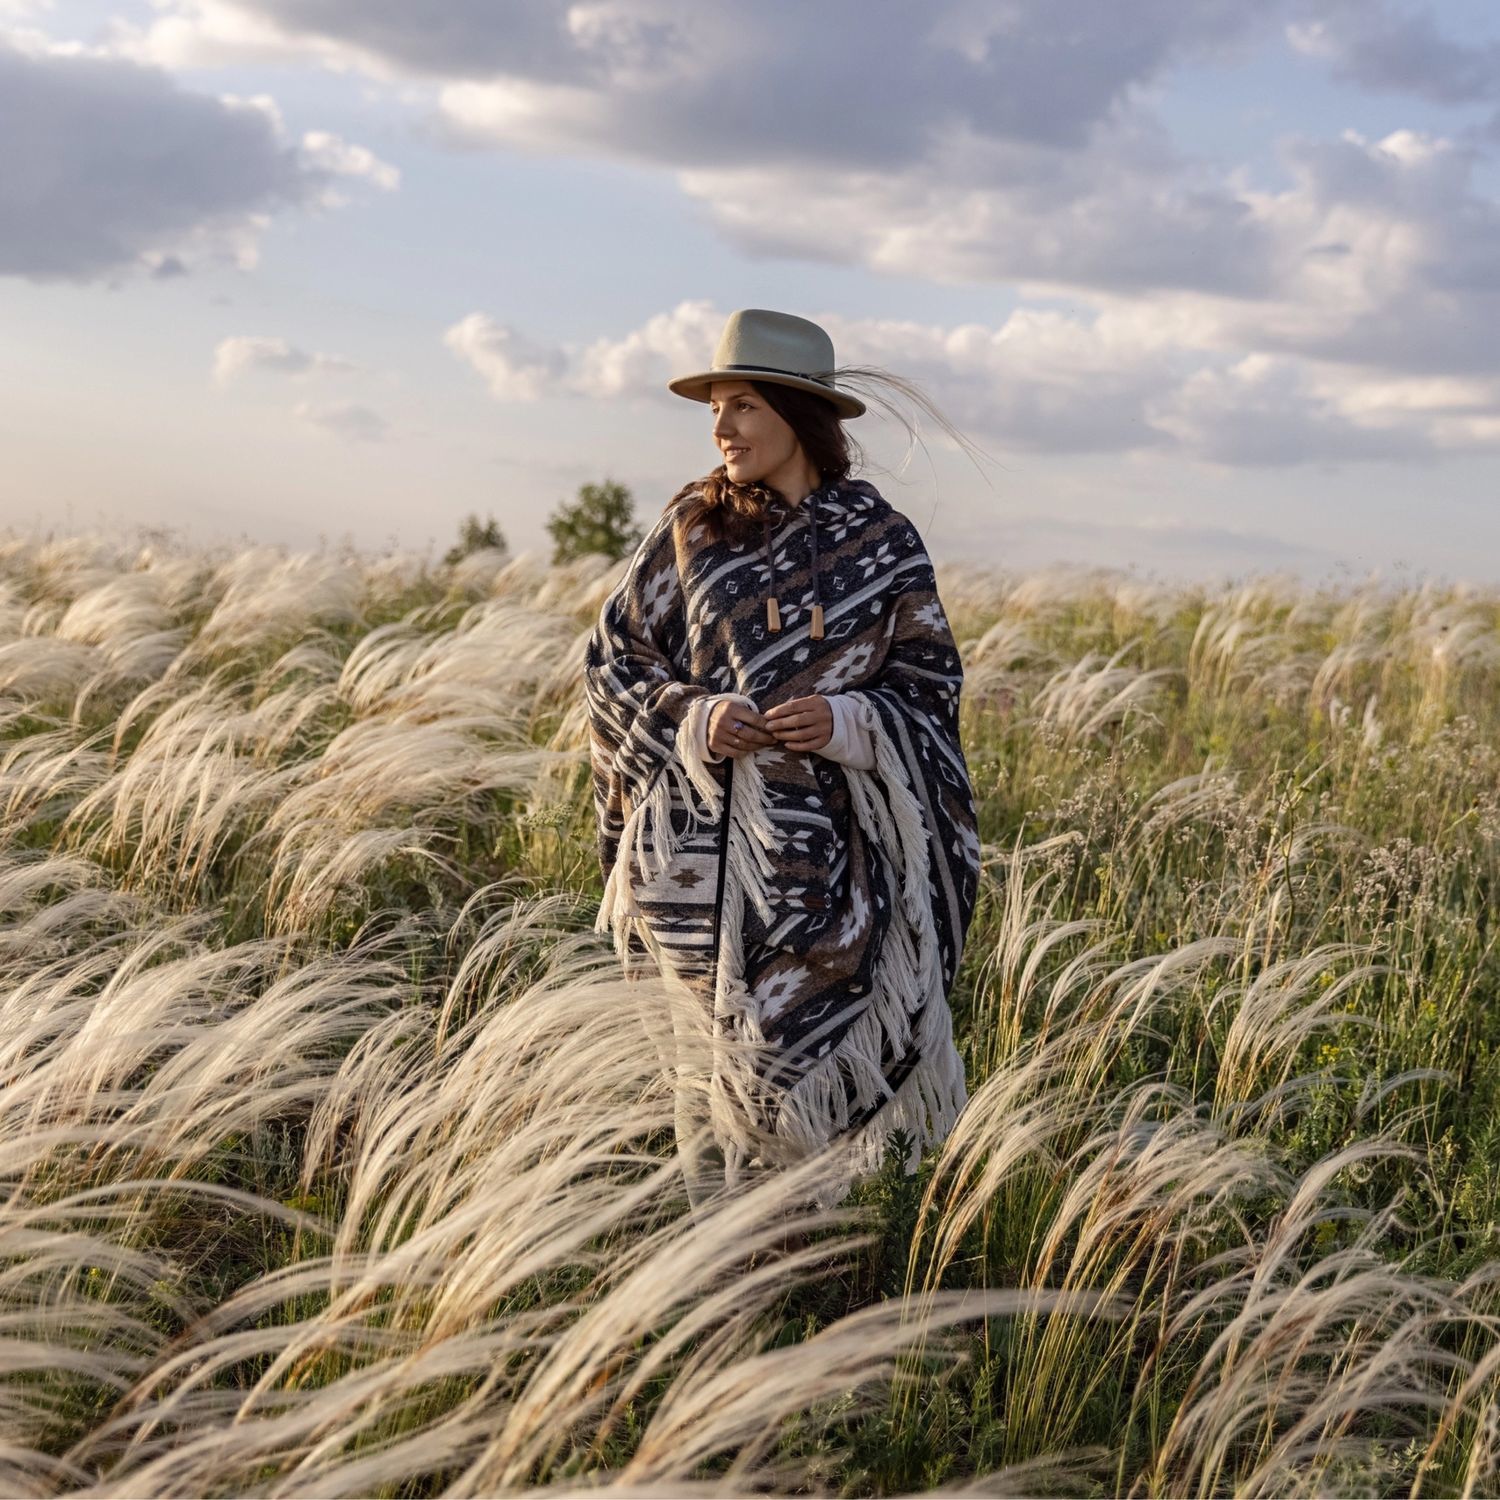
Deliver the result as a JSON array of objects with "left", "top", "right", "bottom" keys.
[
  {"left": 443, "top": 513, "right": 508, "bottom": 566},
  {"left": 546, "top": 479, "right": 643, "bottom": 566}
]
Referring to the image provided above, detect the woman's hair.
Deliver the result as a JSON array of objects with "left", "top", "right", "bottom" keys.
[{"left": 668, "top": 364, "right": 993, "bottom": 548}]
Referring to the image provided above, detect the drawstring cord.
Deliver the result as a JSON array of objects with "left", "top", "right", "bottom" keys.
[
  {"left": 761, "top": 511, "right": 780, "bottom": 633},
  {"left": 807, "top": 488, "right": 825, "bottom": 639},
  {"left": 761, "top": 485, "right": 825, "bottom": 639}
]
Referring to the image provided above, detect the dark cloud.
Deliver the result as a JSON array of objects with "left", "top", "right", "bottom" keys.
[
  {"left": 115, "top": 0, "right": 1500, "bottom": 399},
  {"left": 680, "top": 129, "right": 1276, "bottom": 300},
  {"left": 1289, "top": 2, "right": 1500, "bottom": 106},
  {"left": 168, "top": 0, "right": 1271, "bottom": 166},
  {"left": 152, "top": 0, "right": 1500, "bottom": 174},
  {"left": 0, "top": 39, "right": 331, "bottom": 280},
  {"left": 242, "top": 0, "right": 581, "bottom": 81},
  {"left": 138, "top": 2, "right": 1495, "bottom": 321}
]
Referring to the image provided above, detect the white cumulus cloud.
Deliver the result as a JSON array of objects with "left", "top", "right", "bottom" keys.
[
  {"left": 446, "top": 296, "right": 1500, "bottom": 469},
  {"left": 300, "top": 129, "right": 400, "bottom": 192},
  {"left": 213, "top": 335, "right": 357, "bottom": 384},
  {"left": 443, "top": 313, "right": 569, "bottom": 400},
  {"left": 292, "top": 400, "right": 390, "bottom": 442}
]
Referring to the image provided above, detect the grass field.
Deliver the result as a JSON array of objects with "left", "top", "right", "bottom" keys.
[{"left": 2, "top": 530, "right": 1498, "bottom": 1496}]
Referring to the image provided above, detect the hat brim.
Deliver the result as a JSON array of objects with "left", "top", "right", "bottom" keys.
[{"left": 667, "top": 368, "right": 865, "bottom": 419}]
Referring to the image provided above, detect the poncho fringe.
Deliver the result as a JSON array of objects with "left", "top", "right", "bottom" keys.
[{"left": 593, "top": 687, "right": 967, "bottom": 1181}]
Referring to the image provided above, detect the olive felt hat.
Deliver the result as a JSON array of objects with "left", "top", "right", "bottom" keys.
[{"left": 666, "top": 307, "right": 866, "bottom": 419}]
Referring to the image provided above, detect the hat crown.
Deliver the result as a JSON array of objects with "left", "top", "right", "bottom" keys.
[
  {"left": 711, "top": 308, "right": 836, "bottom": 384},
  {"left": 664, "top": 306, "right": 865, "bottom": 417}
]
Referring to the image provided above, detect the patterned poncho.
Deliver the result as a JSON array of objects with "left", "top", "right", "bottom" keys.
[{"left": 583, "top": 473, "right": 980, "bottom": 1181}]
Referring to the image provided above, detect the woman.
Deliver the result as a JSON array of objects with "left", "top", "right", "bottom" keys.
[{"left": 583, "top": 308, "right": 981, "bottom": 1206}]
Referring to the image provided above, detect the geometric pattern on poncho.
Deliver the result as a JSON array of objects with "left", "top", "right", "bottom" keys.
[{"left": 584, "top": 474, "right": 981, "bottom": 1179}]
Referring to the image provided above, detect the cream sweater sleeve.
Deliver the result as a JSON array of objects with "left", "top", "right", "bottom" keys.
[
  {"left": 816, "top": 693, "right": 877, "bottom": 770},
  {"left": 677, "top": 692, "right": 875, "bottom": 770}
]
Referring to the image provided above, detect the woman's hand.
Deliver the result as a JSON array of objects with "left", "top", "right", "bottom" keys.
[
  {"left": 707, "top": 699, "right": 776, "bottom": 758},
  {"left": 764, "top": 694, "right": 833, "bottom": 752}
]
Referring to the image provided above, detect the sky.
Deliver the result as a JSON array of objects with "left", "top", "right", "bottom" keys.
[{"left": 3, "top": 0, "right": 1500, "bottom": 583}]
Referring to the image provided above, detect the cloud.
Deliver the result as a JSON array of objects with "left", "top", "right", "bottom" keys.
[
  {"left": 446, "top": 298, "right": 1178, "bottom": 455},
  {"left": 444, "top": 300, "right": 764, "bottom": 406},
  {"left": 168, "top": 0, "right": 1492, "bottom": 171},
  {"left": 1191, "top": 128, "right": 1500, "bottom": 377},
  {"left": 130, "top": 0, "right": 1265, "bottom": 145},
  {"left": 0, "top": 34, "right": 392, "bottom": 280},
  {"left": 671, "top": 123, "right": 1500, "bottom": 389},
  {"left": 1300, "top": 366, "right": 1500, "bottom": 452},
  {"left": 1149, "top": 353, "right": 1435, "bottom": 466},
  {"left": 114, "top": 0, "right": 579, "bottom": 76},
  {"left": 292, "top": 400, "right": 390, "bottom": 442},
  {"left": 95, "top": 0, "right": 1500, "bottom": 454},
  {"left": 668, "top": 136, "right": 1274, "bottom": 300},
  {"left": 132, "top": 3, "right": 1500, "bottom": 387},
  {"left": 568, "top": 301, "right": 729, "bottom": 401},
  {"left": 447, "top": 297, "right": 1500, "bottom": 467},
  {"left": 429, "top": 2, "right": 1268, "bottom": 171},
  {"left": 946, "top": 512, "right": 1332, "bottom": 578},
  {"left": 814, "top": 306, "right": 1184, "bottom": 455},
  {"left": 300, "top": 129, "right": 400, "bottom": 192},
  {"left": 213, "top": 335, "right": 357, "bottom": 384},
  {"left": 443, "top": 313, "right": 570, "bottom": 400},
  {"left": 1288, "top": 4, "right": 1500, "bottom": 106}
]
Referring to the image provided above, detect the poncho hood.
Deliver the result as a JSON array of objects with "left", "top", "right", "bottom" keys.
[{"left": 753, "top": 475, "right": 846, "bottom": 635}]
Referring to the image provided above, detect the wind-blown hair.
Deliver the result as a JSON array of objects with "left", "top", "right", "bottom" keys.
[{"left": 668, "top": 364, "right": 992, "bottom": 548}]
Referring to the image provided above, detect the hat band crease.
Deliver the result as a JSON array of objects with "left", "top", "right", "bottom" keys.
[{"left": 718, "top": 362, "right": 828, "bottom": 382}]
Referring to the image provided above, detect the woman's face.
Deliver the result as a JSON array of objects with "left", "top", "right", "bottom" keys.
[{"left": 708, "top": 380, "right": 800, "bottom": 485}]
